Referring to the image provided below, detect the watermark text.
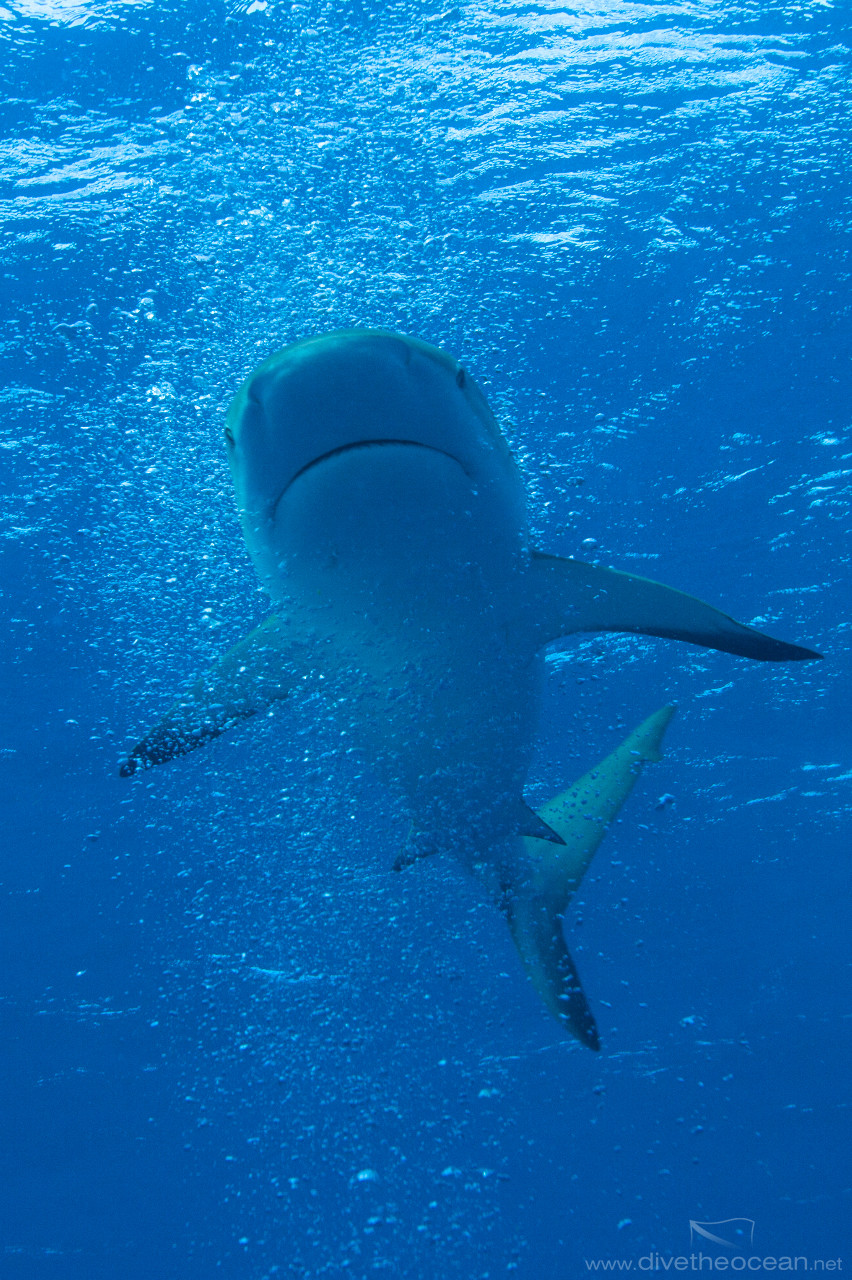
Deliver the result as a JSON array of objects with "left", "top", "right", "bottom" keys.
[{"left": 584, "top": 1256, "right": 843, "bottom": 1272}]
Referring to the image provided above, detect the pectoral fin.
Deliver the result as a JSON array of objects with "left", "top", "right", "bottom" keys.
[
  {"left": 529, "top": 551, "right": 821, "bottom": 662},
  {"left": 120, "top": 614, "right": 294, "bottom": 775}
]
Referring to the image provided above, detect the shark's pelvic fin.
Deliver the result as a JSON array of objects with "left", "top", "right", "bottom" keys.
[
  {"left": 507, "top": 706, "right": 676, "bottom": 1049},
  {"left": 120, "top": 615, "right": 293, "bottom": 775},
  {"left": 393, "top": 825, "right": 440, "bottom": 872},
  {"left": 529, "top": 551, "right": 822, "bottom": 662},
  {"left": 515, "top": 800, "right": 566, "bottom": 846}
]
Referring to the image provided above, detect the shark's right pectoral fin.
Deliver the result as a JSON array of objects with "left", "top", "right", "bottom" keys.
[
  {"left": 529, "top": 551, "right": 822, "bottom": 662},
  {"left": 120, "top": 614, "right": 295, "bottom": 776}
]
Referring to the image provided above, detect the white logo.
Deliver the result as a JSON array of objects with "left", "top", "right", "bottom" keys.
[{"left": 689, "top": 1219, "right": 755, "bottom": 1251}]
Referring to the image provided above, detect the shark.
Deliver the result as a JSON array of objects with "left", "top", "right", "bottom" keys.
[{"left": 121, "top": 329, "right": 820, "bottom": 1049}]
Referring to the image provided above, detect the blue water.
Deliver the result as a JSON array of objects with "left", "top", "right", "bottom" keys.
[{"left": 1, "top": 1, "right": 849, "bottom": 1276}]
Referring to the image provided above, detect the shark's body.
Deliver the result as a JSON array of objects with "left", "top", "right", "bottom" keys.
[{"left": 122, "top": 330, "right": 819, "bottom": 1048}]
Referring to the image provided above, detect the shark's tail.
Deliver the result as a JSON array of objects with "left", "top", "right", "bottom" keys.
[
  {"left": 506, "top": 705, "right": 675, "bottom": 1050},
  {"left": 506, "top": 890, "right": 603, "bottom": 1050}
]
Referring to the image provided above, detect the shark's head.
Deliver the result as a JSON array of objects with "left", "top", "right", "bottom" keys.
[{"left": 225, "top": 329, "right": 529, "bottom": 599}]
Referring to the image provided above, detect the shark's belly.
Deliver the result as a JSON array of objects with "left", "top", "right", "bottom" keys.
[{"left": 268, "top": 443, "right": 539, "bottom": 851}]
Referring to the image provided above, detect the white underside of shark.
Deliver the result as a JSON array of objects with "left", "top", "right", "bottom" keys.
[{"left": 122, "top": 330, "right": 820, "bottom": 1049}]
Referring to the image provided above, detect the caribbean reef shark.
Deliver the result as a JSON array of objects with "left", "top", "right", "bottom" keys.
[{"left": 121, "top": 330, "right": 820, "bottom": 1049}]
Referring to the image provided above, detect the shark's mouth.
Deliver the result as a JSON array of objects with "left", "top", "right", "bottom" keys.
[{"left": 271, "top": 438, "right": 469, "bottom": 516}]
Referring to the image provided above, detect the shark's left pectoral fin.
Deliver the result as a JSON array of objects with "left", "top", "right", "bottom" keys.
[
  {"left": 529, "top": 551, "right": 822, "bottom": 662},
  {"left": 507, "top": 706, "right": 676, "bottom": 1049},
  {"left": 121, "top": 614, "right": 295, "bottom": 776}
]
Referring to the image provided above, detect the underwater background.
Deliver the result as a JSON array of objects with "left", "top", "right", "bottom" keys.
[{"left": 1, "top": 0, "right": 849, "bottom": 1275}]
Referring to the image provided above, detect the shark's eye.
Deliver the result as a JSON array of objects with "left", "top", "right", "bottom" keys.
[
  {"left": 224, "top": 426, "right": 235, "bottom": 447},
  {"left": 456, "top": 366, "right": 466, "bottom": 388}
]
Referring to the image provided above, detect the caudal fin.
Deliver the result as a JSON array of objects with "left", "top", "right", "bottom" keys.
[
  {"left": 534, "top": 704, "right": 676, "bottom": 894},
  {"left": 506, "top": 891, "right": 601, "bottom": 1049},
  {"left": 506, "top": 706, "right": 675, "bottom": 1049}
]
